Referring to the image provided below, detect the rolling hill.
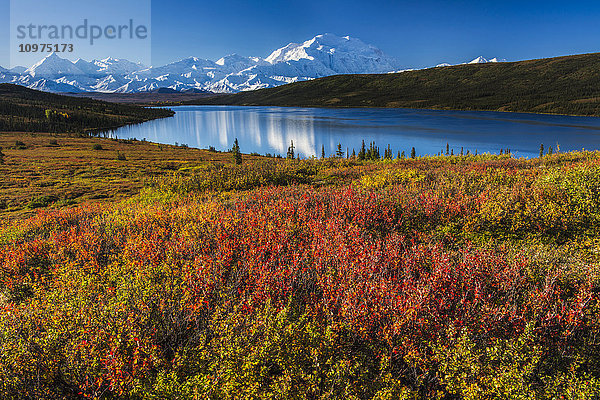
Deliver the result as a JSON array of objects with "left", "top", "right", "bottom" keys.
[
  {"left": 190, "top": 52, "right": 600, "bottom": 116},
  {"left": 0, "top": 83, "right": 174, "bottom": 133}
]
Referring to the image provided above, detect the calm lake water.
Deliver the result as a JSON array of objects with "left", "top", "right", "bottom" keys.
[{"left": 110, "top": 106, "right": 600, "bottom": 158}]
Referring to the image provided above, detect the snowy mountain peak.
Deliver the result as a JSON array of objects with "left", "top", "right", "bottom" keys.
[
  {"left": 266, "top": 42, "right": 303, "bottom": 64},
  {"left": 467, "top": 56, "right": 506, "bottom": 65},
  {"left": 264, "top": 33, "right": 401, "bottom": 75},
  {"left": 267, "top": 34, "right": 376, "bottom": 64},
  {"left": 93, "top": 57, "right": 146, "bottom": 75},
  {"left": 100, "top": 56, "right": 119, "bottom": 63},
  {"left": 217, "top": 54, "right": 240, "bottom": 65},
  {"left": 215, "top": 54, "right": 265, "bottom": 74},
  {"left": 25, "top": 52, "right": 84, "bottom": 77},
  {"left": 217, "top": 53, "right": 260, "bottom": 66},
  {"left": 469, "top": 56, "right": 489, "bottom": 64}
]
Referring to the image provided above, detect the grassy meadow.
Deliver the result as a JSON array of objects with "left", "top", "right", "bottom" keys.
[
  {"left": 1, "top": 140, "right": 600, "bottom": 398},
  {"left": 0, "top": 132, "right": 273, "bottom": 220}
]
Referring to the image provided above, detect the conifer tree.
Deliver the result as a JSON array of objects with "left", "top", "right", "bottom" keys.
[
  {"left": 366, "top": 142, "right": 374, "bottom": 160},
  {"left": 287, "top": 140, "right": 295, "bottom": 159},
  {"left": 411, "top": 147, "right": 416, "bottom": 159},
  {"left": 385, "top": 144, "right": 392, "bottom": 160},
  {"left": 539, "top": 143, "right": 544, "bottom": 158},
  {"left": 369, "top": 142, "right": 380, "bottom": 160},
  {"left": 231, "top": 138, "right": 242, "bottom": 165},
  {"left": 358, "top": 140, "right": 366, "bottom": 160},
  {"left": 321, "top": 145, "right": 325, "bottom": 159}
]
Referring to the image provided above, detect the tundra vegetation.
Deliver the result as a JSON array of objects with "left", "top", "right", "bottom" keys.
[{"left": 1, "top": 136, "right": 600, "bottom": 399}]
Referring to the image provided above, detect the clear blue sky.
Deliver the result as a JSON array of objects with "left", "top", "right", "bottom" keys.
[{"left": 1, "top": 0, "right": 600, "bottom": 68}]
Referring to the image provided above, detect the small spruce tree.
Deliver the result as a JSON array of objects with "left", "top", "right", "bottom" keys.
[
  {"left": 321, "top": 145, "right": 325, "bottom": 159},
  {"left": 411, "top": 147, "right": 416, "bottom": 159},
  {"left": 539, "top": 143, "right": 544, "bottom": 158},
  {"left": 287, "top": 140, "right": 295, "bottom": 159},
  {"left": 358, "top": 140, "right": 366, "bottom": 160},
  {"left": 232, "top": 138, "right": 242, "bottom": 165},
  {"left": 372, "top": 142, "right": 380, "bottom": 160},
  {"left": 366, "top": 142, "right": 374, "bottom": 160}
]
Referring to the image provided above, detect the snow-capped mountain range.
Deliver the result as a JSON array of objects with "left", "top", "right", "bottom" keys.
[{"left": 0, "top": 33, "right": 505, "bottom": 94}]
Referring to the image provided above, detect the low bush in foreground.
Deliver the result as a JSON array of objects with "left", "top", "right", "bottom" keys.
[{"left": 1, "top": 152, "right": 600, "bottom": 399}]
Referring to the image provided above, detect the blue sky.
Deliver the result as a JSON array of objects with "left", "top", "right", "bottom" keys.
[{"left": 1, "top": 0, "right": 600, "bottom": 68}]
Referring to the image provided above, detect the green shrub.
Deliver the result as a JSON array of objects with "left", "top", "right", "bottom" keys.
[{"left": 27, "top": 195, "right": 58, "bottom": 209}]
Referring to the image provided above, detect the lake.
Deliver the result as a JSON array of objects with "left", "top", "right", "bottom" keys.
[{"left": 110, "top": 106, "right": 600, "bottom": 158}]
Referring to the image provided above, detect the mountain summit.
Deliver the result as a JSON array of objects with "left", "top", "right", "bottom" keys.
[
  {"left": 265, "top": 34, "right": 402, "bottom": 74},
  {"left": 24, "top": 52, "right": 85, "bottom": 78},
  {"left": 468, "top": 56, "right": 506, "bottom": 64}
]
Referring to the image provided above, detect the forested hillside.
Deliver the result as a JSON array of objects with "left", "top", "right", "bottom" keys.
[{"left": 0, "top": 84, "right": 173, "bottom": 133}]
